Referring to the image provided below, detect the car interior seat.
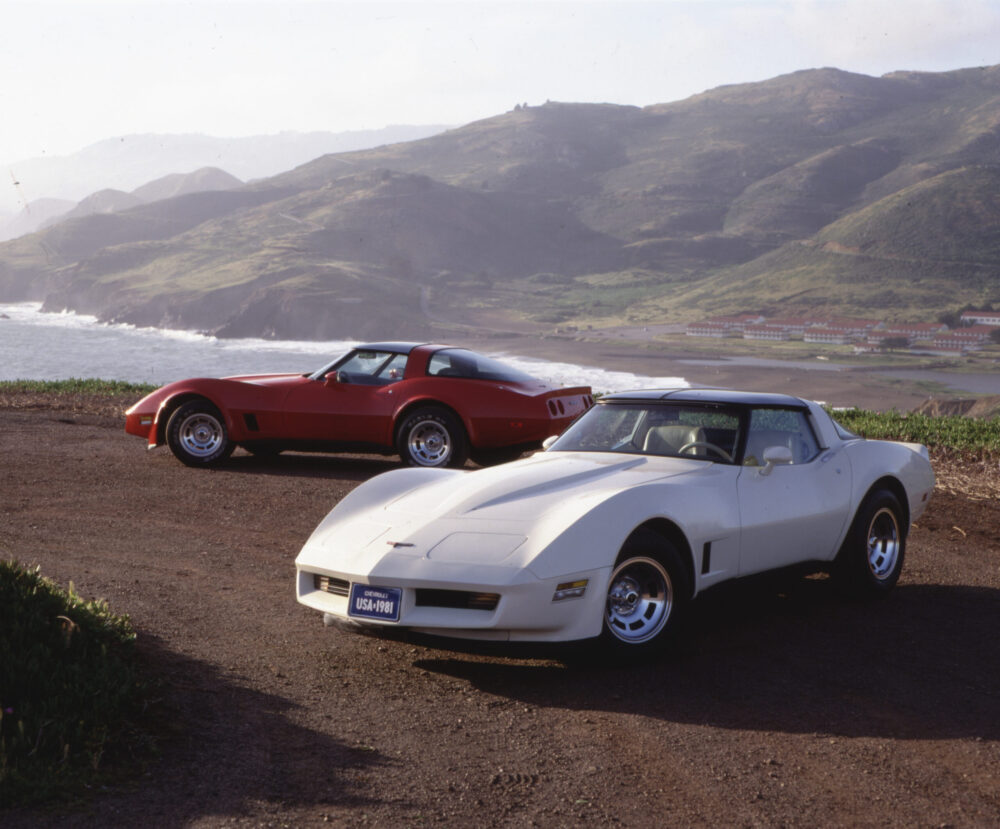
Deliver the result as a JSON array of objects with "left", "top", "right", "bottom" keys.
[{"left": 642, "top": 425, "right": 706, "bottom": 456}]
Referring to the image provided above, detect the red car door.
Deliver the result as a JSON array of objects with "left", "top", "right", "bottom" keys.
[
  {"left": 283, "top": 380, "right": 395, "bottom": 444},
  {"left": 282, "top": 350, "right": 407, "bottom": 445}
]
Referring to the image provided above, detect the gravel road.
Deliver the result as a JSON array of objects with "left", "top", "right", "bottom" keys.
[{"left": 2, "top": 401, "right": 998, "bottom": 827}]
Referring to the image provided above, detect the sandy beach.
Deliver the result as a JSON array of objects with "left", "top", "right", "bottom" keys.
[{"left": 458, "top": 330, "right": 994, "bottom": 412}]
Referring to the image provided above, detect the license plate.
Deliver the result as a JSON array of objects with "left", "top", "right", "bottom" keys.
[{"left": 348, "top": 584, "right": 401, "bottom": 622}]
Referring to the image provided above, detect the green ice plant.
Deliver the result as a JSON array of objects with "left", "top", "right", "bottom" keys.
[
  {"left": 829, "top": 408, "right": 1000, "bottom": 456},
  {"left": 0, "top": 560, "right": 147, "bottom": 806}
]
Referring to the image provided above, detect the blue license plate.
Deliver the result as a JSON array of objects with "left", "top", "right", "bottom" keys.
[{"left": 348, "top": 584, "right": 401, "bottom": 622}]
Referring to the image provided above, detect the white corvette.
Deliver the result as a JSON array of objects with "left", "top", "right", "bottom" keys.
[{"left": 295, "top": 389, "right": 935, "bottom": 654}]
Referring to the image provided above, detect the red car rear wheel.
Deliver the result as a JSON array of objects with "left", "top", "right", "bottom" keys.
[{"left": 396, "top": 407, "right": 468, "bottom": 468}]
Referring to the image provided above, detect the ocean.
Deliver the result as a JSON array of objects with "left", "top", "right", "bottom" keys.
[{"left": 0, "top": 302, "right": 688, "bottom": 394}]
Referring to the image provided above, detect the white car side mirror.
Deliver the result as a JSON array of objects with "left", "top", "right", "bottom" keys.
[
  {"left": 759, "top": 445, "right": 793, "bottom": 476},
  {"left": 542, "top": 435, "right": 559, "bottom": 450}
]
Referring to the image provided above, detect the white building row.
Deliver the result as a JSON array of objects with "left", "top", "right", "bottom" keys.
[{"left": 686, "top": 311, "right": 998, "bottom": 354}]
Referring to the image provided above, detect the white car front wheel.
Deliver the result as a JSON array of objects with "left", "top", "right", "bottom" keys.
[{"left": 602, "top": 529, "right": 690, "bottom": 655}]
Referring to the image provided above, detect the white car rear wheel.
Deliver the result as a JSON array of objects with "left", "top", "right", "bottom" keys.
[{"left": 834, "top": 489, "right": 906, "bottom": 597}]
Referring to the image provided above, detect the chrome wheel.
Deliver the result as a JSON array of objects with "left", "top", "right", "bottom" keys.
[
  {"left": 833, "top": 489, "right": 906, "bottom": 597},
  {"left": 605, "top": 556, "right": 673, "bottom": 645},
  {"left": 407, "top": 419, "right": 451, "bottom": 466},
  {"left": 398, "top": 407, "right": 468, "bottom": 468},
  {"left": 166, "top": 400, "right": 233, "bottom": 466},
  {"left": 176, "top": 411, "right": 225, "bottom": 459},
  {"left": 867, "top": 506, "right": 901, "bottom": 581}
]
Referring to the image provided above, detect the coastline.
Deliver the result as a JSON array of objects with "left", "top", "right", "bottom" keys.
[
  {"left": 464, "top": 330, "right": 990, "bottom": 412},
  {"left": 3, "top": 299, "right": 997, "bottom": 412}
]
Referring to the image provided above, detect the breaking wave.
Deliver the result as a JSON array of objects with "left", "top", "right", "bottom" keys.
[{"left": 0, "top": 302, "right": 687, "bottom": 393}]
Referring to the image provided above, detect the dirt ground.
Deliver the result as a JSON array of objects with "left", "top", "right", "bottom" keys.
[{"left": 2, "top": 398, "right": 999, "bottom": 828}]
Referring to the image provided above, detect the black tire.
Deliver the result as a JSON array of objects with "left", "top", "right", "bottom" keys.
[
  {"left": 165, "top": 400, "right": 234, "bottom": 467},
  {"left": 471, "top": 446, "right": 526, "bottom": 467},
  {"left": 600, "top": 528, "right": 690, "bottom": 657},
  {"left": 396, "top": 407, "right": 468, "bottom": 468},
  {"left": 833, "top": 489, "right": 906, "bottom": 597}
]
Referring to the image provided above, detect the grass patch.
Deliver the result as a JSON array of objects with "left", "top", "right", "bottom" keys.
[
  {"left": 0, "top": 379, "right": 157, "bottom": 397},
  {"left": 0, "top": 560, "right": 154, "bottom": 807}
]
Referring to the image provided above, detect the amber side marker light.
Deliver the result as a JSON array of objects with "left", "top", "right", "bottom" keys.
[{"left": 552, "top": 580, "right": 588, "bottom": 601}]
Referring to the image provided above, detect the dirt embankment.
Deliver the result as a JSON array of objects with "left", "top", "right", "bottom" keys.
[
  {"left": 1, "top": 399, "right": 998, "bottom": 827},
  {"left": 914, "top": 395, "right": 1000, "bottom": 419}
]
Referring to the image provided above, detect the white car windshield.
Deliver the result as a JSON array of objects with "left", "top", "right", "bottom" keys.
[{"left": 550, "top": 402, "right": 742, "bottom": 463}]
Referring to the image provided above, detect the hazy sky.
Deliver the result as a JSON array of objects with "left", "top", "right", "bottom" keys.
[{"left": 4, "top": 0, "right": 1000, "bottom": 163}]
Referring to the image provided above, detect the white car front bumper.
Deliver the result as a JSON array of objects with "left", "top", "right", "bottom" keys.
[{"left": 296, "top": 560, "right": 611, "bottom": 643}]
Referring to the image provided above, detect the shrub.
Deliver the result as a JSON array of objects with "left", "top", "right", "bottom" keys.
[
  {"left": 829, "top": 409, "right": 1000, "bottom": 457},
  {"left": 0, "top": 560, "right": 145, "bottom": 806}
]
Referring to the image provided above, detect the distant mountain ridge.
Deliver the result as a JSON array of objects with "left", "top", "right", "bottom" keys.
[
  {"left": 0, "top": 125, "right": 450, "bottom": 217},
  {"left": 36, "top": 168, "right": 245, "bottom": 231},
  {"left": 0, "top": 167, "right": 245, "bottom": 242},
  {"left": 1, "top": 66, "right": 999, "bottom": 340}
]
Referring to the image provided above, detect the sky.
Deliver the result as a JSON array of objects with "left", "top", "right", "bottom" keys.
[{"left": 4, "top": 0, "right": 1000, "bottom": 164}]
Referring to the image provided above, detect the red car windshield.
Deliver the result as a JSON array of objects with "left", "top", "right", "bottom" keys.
[{"left": 309, "top": 349, "right": 408, "bottom": 383}]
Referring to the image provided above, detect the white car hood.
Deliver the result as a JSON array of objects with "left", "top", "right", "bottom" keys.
[
  {"left": 384, "top": 451, "right": 701, "bottom": 522},
  {"left": 297, "top": 452, "right": 709, "bottom": 576}
]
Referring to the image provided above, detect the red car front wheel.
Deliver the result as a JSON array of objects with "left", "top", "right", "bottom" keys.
[{"left": 166, "top": 400, "right": 234, "bottom": 467}]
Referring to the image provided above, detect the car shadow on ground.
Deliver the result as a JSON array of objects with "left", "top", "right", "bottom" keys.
[
  {"left": 208, "top": 451, "right": 402, "bottom": 481},
  {"left": 4, "top": 634, "right": 391, "bottom": 828},
  {"left": 412, "top": 577, "right": 1000, "bottom": 742}
]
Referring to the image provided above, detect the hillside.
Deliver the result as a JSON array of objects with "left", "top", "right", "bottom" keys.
[
  {"left": 2, "top": 65, "right": 1000, "bottom": 338},
  {"left": 669, "top": 165, "right": 1000, "bottom": 318}
]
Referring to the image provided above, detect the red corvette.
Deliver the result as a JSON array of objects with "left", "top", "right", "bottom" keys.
[{"left": 125, "top": 342, "right": 594, "bottom": 468}]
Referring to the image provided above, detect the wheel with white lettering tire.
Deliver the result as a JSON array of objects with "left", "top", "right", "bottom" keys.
[
  {"left": 396, "top": 407, "right": 468, "bottom": 468},
  {"left": 834, "top": 489, "right": 906, "bottom": 597},
  {"left": 166, "top": 400, "right": 234, "bottom": 467},
  {"left": 601, "top": 529, "right": 690, "bottom": 656}
]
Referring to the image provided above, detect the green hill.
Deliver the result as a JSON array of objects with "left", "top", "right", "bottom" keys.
[
  {"left": 661, "top": 165, "right": 1000, "bottom": 319},
  {"left": 3, "top": 65, "right": 1000, "bottom": 336}
]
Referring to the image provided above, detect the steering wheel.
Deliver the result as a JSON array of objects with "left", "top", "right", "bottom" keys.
[{"left": 678, "top": 441, "right": 733, "bottom": 462}]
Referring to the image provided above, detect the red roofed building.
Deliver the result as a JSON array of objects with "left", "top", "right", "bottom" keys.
[
  {"left": 804, "top": 327, "right": 856, "bottom": 345},
  {"left": 925, "top": 333, "right": 972, "bottom": 355},
  {"left": 687, "top": 314, "right": 764, "bottom": 337},
  {"left": 818, "top": 317, "right": 882, "bottom": 334},
  {"left": 763, "top": 317, "right": 811, "bottom": 336},
  {"left": 743, "top": 324, "right": 790, "bottom": 341},
  {"left": 960, "top": 310, "right": 1000, "bottom": 327},
  {"left": 944, "top": 325, "right": 994, "bottom": 345},
  {"left": 874, "top": 323, "right": 948, "bottom": 345},
  {"left": 686, "top": 321, "right": 730, "bottom": 338}
]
